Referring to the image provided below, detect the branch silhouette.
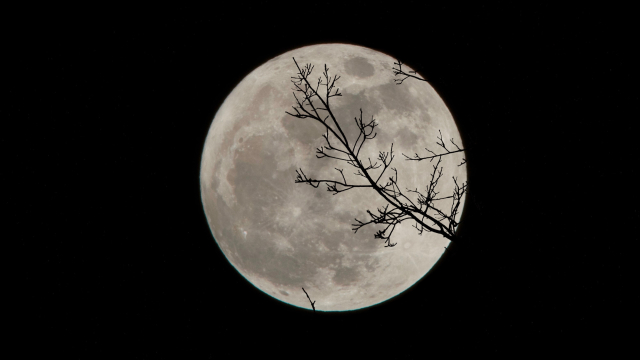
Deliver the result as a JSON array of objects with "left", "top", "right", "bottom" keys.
[
  {"left": 392, "top": 59, "right": 426, "bottom": 85},
  {"left": 395, "top": 59, "right": 468, "bottom": 167},
  {"left": 302, "top": 287, "right": 316, "bottom": 312},
  {"left": 402, "top": 129, "right": 467, "bottom": 166},
  {"left": 286, "top": 57, "right": 468, "bottom": 247}
]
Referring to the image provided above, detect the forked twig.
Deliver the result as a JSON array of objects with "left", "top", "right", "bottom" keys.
[{"left": 302, "top": 287, "right": 316, "bottom": 313}]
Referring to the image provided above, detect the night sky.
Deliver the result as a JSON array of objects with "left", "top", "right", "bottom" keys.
[{"left": 10, "top": 3, "right": 637, "bottom": 358}]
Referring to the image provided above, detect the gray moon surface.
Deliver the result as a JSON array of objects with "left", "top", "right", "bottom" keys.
[{"left": 200, "top": 44, "right": 466, "bottom": 311}]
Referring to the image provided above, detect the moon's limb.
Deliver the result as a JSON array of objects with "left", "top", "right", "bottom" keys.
[{"left": 200, "top": 44, "right": 466, "bottom": 311}]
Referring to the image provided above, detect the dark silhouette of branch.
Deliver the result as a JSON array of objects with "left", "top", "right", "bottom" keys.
[
  {"left": 394, "top": 59, "right": 468, "bottom": 166},
  {"left": 302, "top": 287, "right": 316, "bottom": 312},
  {"left": 286, "top": 57, "right": 468, "bottom": 247},
  {"left": 402, "top": 129, "right": 467, "bottom": 166},
  {"left": 392, "top": 59, "right": 426, "bottom": 85}
]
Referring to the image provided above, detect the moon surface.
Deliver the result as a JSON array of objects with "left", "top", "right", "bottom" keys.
[{"left": 200, "top": 44, "right": 466, "bottom": 311}]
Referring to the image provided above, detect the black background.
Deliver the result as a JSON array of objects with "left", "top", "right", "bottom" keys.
[{"left": 9, "top": 2, "right": 638, "bottom": 358}]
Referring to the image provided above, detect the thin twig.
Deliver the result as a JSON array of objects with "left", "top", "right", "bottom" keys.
[{"left": 302, "top": 287, "right": 316, "bottom": 312}]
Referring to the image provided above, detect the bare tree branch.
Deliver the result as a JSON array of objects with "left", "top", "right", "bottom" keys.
[
  {"left": 286, "top": 57, "right": 468, "bottom": 247},
  {"left": 402, "top": 129, "right": 466, "bottom": 167},
  {"left": 302, "top": 287, "right": 316, "bottom": 313},
  {"left": 392, "top": 59, "right": 426, "bottom": 85}
]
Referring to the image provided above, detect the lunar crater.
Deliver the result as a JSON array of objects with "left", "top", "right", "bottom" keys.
[{"left": 345, "top": 56, "right": 375, "bottom": 78}]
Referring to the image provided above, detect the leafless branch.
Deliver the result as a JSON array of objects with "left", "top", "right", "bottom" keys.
[
  {"left": 302, "top": 287, "right": 316, "bottom": 313},
  {"left": 392, "top": 59, "right": 426, "bottom": 85},
  {"left": 402, "top": 130, "right": 466, "bottom": 166},
  {"left": 295, "top": 168, "right": 372, "bottom": 195},
  {"left": 286, "top": 58, "right": 468, "bottom": 247}
]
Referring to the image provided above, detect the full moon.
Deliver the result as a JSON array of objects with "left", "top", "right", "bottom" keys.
[{"left": 200, "top": 44, "right": 466, "bottom": 311}]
